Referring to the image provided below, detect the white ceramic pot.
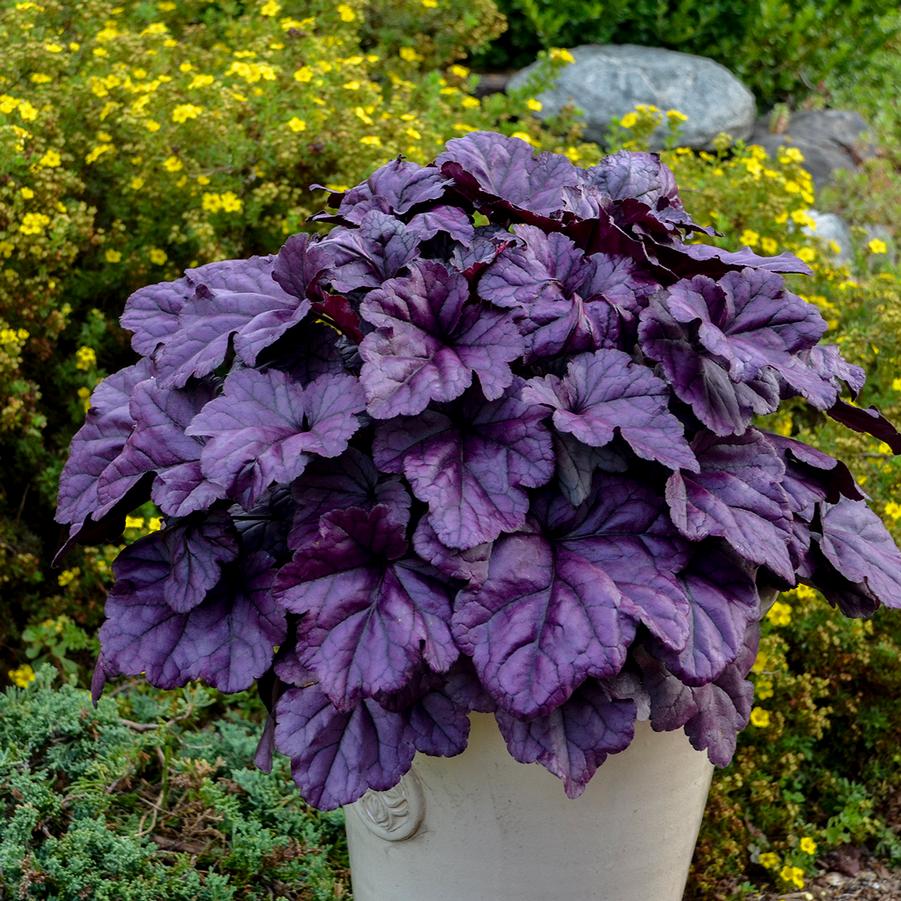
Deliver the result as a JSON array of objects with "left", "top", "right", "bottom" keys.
[{"left": 344, "top": 712, "right": 713, "bottom": 901}]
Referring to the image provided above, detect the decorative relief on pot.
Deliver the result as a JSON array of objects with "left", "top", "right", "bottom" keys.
[{"left": 351, "top": 770, "right": 425, "bottom": 842}]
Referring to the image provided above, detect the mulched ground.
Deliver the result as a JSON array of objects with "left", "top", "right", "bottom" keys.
[{"left": 755, "top": 850, "right": 901, "bottom": 900}]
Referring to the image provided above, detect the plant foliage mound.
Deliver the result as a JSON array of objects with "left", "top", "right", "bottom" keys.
[{"left": 56, "top": 132, "right": 901, "bottom": 810}]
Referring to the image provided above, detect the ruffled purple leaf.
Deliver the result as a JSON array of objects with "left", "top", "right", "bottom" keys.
[
  {"left": 120, "top": 276, "right": 194, "bottom": 357},
  {"left": 372, "top": 382, "right": 555, "bottom": 549},
  {"left": 523, "top": 349, "right": 698, "bottom": 473},
  {"left": 288, "top": 448, "right": 410, "bottom": 551},
  {"left": 322, "top": 158, "right": 451, "bottom": 224},
  {"left": 553, "top": 433, "right": 628, "bottom": 507},
  {"left": 638, "top": 279, "right": 784, "bottom": 436},
  {"left": 360, "top": 261, "right": 523, "bottom": 417},
  {"left": 666, "top": 430, "right": 795, "bottom": 581},
  {"left": 271, "top": 232, "right": 332, "bottom": 301},
  {"left": 100, "top": 550, "right": 285, "bottom": 692},
  {"left": 411, "top": 517, "right": 492, "bottom": 587},
  {"left": 406, "top": 206, "right": 475, "bottom": 245},
  {"left": 56, "top": 359, "right": 155, "bottom": 538},
  {"left": 816, "top": 498, "right": 901, "bottom": 609},
  {"left": 274, "top": 684, "right": 413, "bottom": 810},
  {"left": 655, "top": 547, "right": 760, "bottom": 686},
  {"left": 275, "top": 506, "right": 457, "bottom": 709},
  {"left": 827, "top": 400, "right": 901, "bottom": 454},
  {"left": 320, "top": 210, "right": 422, "bottom": 294},
  {"left": 658, "top": 241, "right": 814, "bottom": 277},
  {"left": 96, "top": 378, "right": 225, "bottom": 519},
  {"left": 496, "top": 680, "right": 636, "bottom": 798},
  {"left": 154, "top": 256, "right": 311, "bottom": 389},
  {"left": 186, "top": 368, "right": 365, "bottom": 509},
  {"left": 106, "top": 512, "right": 238, "bottom": 614},
  {"left": 437, "top": 131, "right": 581, "bottom": 221}
]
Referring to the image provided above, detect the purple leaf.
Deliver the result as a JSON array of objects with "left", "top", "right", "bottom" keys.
[
  {"left": 372, "top": 383, "right": 555, "bottom": 549},
  {"left": 437, "top": 131, "right": 582, "bottom": 221},
  {"left": 816, "top": 498, "right": 901, "bottom": 608},
  {"left": 659, "top": 241, "right": 814, "bottom": 277},
  {"left": 666, "top": 430, "right": 795, "bottom": 581},
  {"left": 100, "top": 551, "right": 285, "bottom": 692},
  {"left": 360, "top": 261, "right": 523, "bottom": 417},
  {"left": 120, "top": 276, "right": 193, "bottom": 357},
  {"left": 655, "top": 547, "right": 760, "bottom": 686},
  {"left": 327, "top": 158, "right": 451, "bottom": 223},
  {"left": 186, "top": 368, "right": 364, "bottom": 509},
  {"left": 553, "top": 433, "right": 628, "bottom": 507},
  {"left": 154, "top": 256, "right": 311, "bottom": 388},
  {"left": 412, "top": 517, "right": 492, "bottom": 587},
  {"left": 275, "top": 506, "right": 457, "bottom": 709},
  {"left": 107, "top": 512, "right": 238, "bottom": 613},
  {"left": 496, "top": 680, "right": 636, "bottom": 797},
  {"left": 271, "top": 232, "right": 332, "bottom": 301},
  {"left": 452, "top": 526, "right": 634, "bottom": 718},
  {"left": 56, "top": 360, "right": 155, "bottom": 534},
  {"left": 274, "top": 683, "right": 414, "bottom": 809},
  {"left": 406, "top": 206, "right": 475, "bottom": 244},
  {"left": 827, "top": 400, "right": 901, "bottom": 454},
  {"left": 288, "top": 448, "right": 410, "bottom": 551},
  {"left": 638, "top": 285, "right": 782, "bottom": 436},
  {"left": 321, "top": 210, "right": 422, "bottom": 294},
  {"left": 523, "top": 349, "right": 698, "bottom": 473},
  {"left": 96, "top": 378, "right": 225, "bottom": 519}
]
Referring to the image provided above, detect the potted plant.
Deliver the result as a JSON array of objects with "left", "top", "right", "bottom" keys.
[{"left": 56, "top": 132, "right": 901, "bottom": 901}]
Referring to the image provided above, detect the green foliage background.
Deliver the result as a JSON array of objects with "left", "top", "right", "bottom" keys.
[{"left": 0, "top": 1, "right": 899, "bottom": 899}]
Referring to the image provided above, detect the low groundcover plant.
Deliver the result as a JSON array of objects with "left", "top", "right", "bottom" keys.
[{"left": 56, "top": 132, "right": 901, "bottom": 810}]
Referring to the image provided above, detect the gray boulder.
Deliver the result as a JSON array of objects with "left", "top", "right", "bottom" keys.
[
  {"left": 748, "top": 110, "right": 876, "bottom": 188},
  {"left": 508, "top": 44, "right": 756, "bottom": 149},
  {"left": 803, "top": 210, "right": 852, "bottom": 265}
]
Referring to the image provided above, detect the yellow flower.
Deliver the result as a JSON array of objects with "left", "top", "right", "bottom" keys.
[
  {"left": 19, "top": 212, "right": 51, "bottom": 235},
  {"left": 892, "top": 377, "right": 901, "bottom": 392},
  {"left": 130, "top": 176, "right": 145, "bottom": 190},
  {"left": 421, "top": 0, "right": 437, "bottom": 6},
  {"left": 666, "top": 109, "right": 688, "bottom": 123},
  {"left": 162, "top": 156, "right": 183, "bottom": 172},
  {"left": 399, "top": 47, "right": 422, "bottom": 62},
  {"left": 620, "top": 112, "right": 638, "bottom": 129},
  {"left": 293, "top": 66, "right": 314, "bottom": 83},
  {"left": 172, "top": 103, "right": 203, "bottom": 123},
  {"left": 800, "top": 837, "right": 817, "bottom": 855},
  {"left": 20, "top": 186, "right": 34, "bottom": 199},
  {"left": 144, "top": 119, "right": 161, "bottom": 132},
  {"left": 287, "top": 116, "right": 307, "bottom": 132},
  {"left": 739, "top": 229, "right": 759, "bottom": 247},
  {"left": 761, "top": 237, "right": 778, "bottom": 255},
  {"left": 779, "top": 147, "right": 804, "bottom": 163},
  {"left": 30, "top": 73, "right": 52, "bottom": 84},
  {"left": 18, "top": 100, "right": 38, "bottom": 122},
  {"left": 85, "top": 144, "right": 113, "bottom": 164},
  {"left": 796, "top": 247, "right": 816, "bottom": 263},
  {"left": 105, "top": 249, "right": 122, "bottom": 263},
  {"left": 755, "top": 676, "right": 774, "bottom": 700},
  {"left": 219, "top": 191, "right": 242, "bottom": 212},
  {"left": 57, "top": 567, "right": 80, "bottom": 587},
  {"left": 45, "top": 42, "right": 64, "bottom": 53},
  {"left": 794, "top": 584, "right": 817, "bottom": 602},
  {"left": 9, "top": 664, "right": 36, "bottom": 688},
  {"left": 343, "top": 80, "right": 362, "bottom": 91},
  {"left": 261, "top": 0, "right": 281, "bottom": 15},
  {"left": 780, "top": 865, "right": 805, "bottom": 889},
  {"left": 449, "top": 64, "right": 469, "bottom": 79},
  {"left": 149, "top": 248, "right": 168, "bottom": 265},
  {"left": 510, "top": 131, "right": 535, "bottom": 145},
  {"left": 750, "top": 708, "right": 771, "bottom": 728},
  {"left": 791, "top": 209, "right": 816, "bottom": 228},
  {"left": 549, "top": 48, "right": 575, "bottom": 64},
  {"left": 759, "top": 852, "right": 780, "bottom": 870},
  {"left": 202, "top": 192, "right": 223, "bottom": 212},
  {"left": 75, "top": 346, "right": 97, "bottom": 370},
  {"left": 868, "top": 238, "right": 888, "bottom": 254},
  {"left": 39, "top": 149, "right": 62, "bottom": 168},
  {"left": 189, "top": 73, "right": 215, "bottom": 89},
  {"left": 360, "top": 135, "right": 382, "bottom": 146},
  {"left": 147, "top": 516, "right": 163, "bottom": 531},
  {"left": 526, "top": 98, "right": 543, "bottom": 112},
  {"left": 337, "top": 3, "right": 356, "bottom": 22},
  {"left": 766, "top": 600, "right": 792, "bottom": 627}
]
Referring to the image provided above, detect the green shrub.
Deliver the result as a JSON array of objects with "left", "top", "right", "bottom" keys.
[
  {"left": 0, "top": 669, "right": 350, "bottom": 900},
  {"left": 477, "top": 0, "right": 899, "bottom": 108}
]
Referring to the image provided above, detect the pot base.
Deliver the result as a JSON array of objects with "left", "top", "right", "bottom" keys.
[{"left": 345, "top": 713, "right": 713, "bottom": 901}]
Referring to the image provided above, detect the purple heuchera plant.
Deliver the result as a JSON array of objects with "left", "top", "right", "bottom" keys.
[{"left": 57, "top": 133, "right": 901, "bottom": 809}]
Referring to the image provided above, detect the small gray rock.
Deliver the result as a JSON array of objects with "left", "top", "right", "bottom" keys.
[
  {"left": 749, "top": 109, "right": 876, "bottom": 188},
  {"left": 508, "top": 44, "right": 756, "bottom": 150},
  {"left": 803, "top": 210, "right": 852, "bottom": 264}
]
